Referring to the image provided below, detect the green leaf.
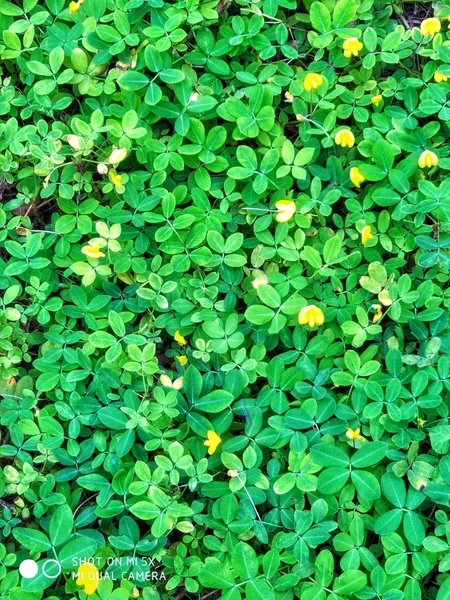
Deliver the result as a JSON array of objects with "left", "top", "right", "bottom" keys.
[
  {"left": 351, "top": 470, "right": 381, "bottom": 501},
  {"left": 199, "top": 558, "right": 235, "bottom": 589},
  {"left": 317, "top": 468, "right": 349, "bottom": 494},
  {"left": 332, "top": 0, "right": 356, "bottom": 27},
  {"left": 97, "top": 407, "right": 128, "bottom": 429},
  {"left": 184, "top": 366, "right": 203, "bottom": 402},
  {"left": 49, "top": 505, "right": 73, "bottom": 546},
  {"left": 403, "top": 511, "right": 425, "bottom": 546},
  {"left": 245, "top": 305, "right": 275, "bottom": 325},
  {"left": 129, "top": 501, "right": 159, "bottom": 520},
  {"left": 351, "top": 441, "right": 387, "bottom": 468},
  {"left": 117, "top": 71, "right": 150, "bottom": 91},
  {"left": 232, "top": 542, "right": 259, "bottom": 579},
  {"left": 58, "top": 537, "right": 97, "bottom": 569},
  {"left": 13, "top": 528, "right": 51, "bottom": 552},
  {"left": 311, "top": 444, "right": 349, "bottom": 468},
  {"left": 437, "top": 575, "right": 450, "bottom": 600},
  {"left": 194, "top": 390, "right": 234, "bottom": 413},
  {"left": 323, "top": 235, "right": 342, "bottom": 264},
  {"left": 333, "top": 570, "right": 367, "bottom": 595},
  {"left": 89, "top": 331, "right": 117, "bottom": 348},
  {"left": 257, "top": 284, "right": 281, "bottom": 308},
  {"left": 310, "top": 2, "right": 331, "bottom": 33}
]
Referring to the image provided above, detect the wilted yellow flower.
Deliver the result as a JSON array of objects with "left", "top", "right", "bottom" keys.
[
  {"left": 252, "top": 273, "right": 269, "bottom": 289},
  {"left": 335, "top": 129, "right": 355, "bottom": 148},
  {"left": 174, "top": 331, "right": 187, "bottom": 345},
  {"left": 177, "top": 355, "right": 188, "bottom": 366},
  {"left": 285, "top": 91, "right": 294, "bottom": 103},
  {"left": 189, "top": 92, "right": 199, "bottom": 102},
  {"left": 420, "top": 18, "right": 441, "bottom": 37},
  {"left": 76, "top": 563, "right": 99, "bottom": 595},
  {"left": 304, "top": 73, "right": 323, "bottom": 92},
  {"left": 343, "top": 37, "right": 363, "bottom": 58},
  {"left": 204, "top": 430, "right": 221, "bottom": 455},
  {"left": 266, "top": 77, "right": 274, "bottom": 83},
  {"left": 160, "top": 374, "right": 183, "bottom": 389},
  {"left": 108, "top": 147, "right": 127, "bottom": 165},
  {"left": 275, "top": 200, "right": 296, "bottom": 223},
  {"left": 298, "top": 305, "right": 324, "bottom": 328},
  {"left": 109, "top": 171, "right": 123, "bottom": 187},
  {"left": 296, "top": 114, "right": 307, "bottom": 122},
  {"left": 97, "top": 163, "right": 108, "bottom": 175},
  {"left": 350, "top": 167, "right": 365, "bottom": 188},
  {"left": 81, "top": 241, "right": 105, "bottom": 259},
  {"left": 361, "top": 225, "right": 374, "bottom": 245},
  {"left": 67, "top": 134, "right": 83, "bottom": 150},
  {"left": 346, "top": 427, "right": 366, "bottom": 442},
  {"left": 418, "top": 149, "right": 439, "bottom": 169},
  {"left": 434, "top": 71, "right": 448, "bottom": 83},
  {"left": 228, "top": 469, "right": 239, "bottom": 477},
  {"left": 371, "top": 94, "right": 383, "bottom": 106},
  {"left": 372, "top": 304, "right": 383, "bottom": 323}
]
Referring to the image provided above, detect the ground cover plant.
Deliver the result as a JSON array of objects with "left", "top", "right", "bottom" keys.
[{"left": 2, "top": 0, "right": 450, "bottom": 599}]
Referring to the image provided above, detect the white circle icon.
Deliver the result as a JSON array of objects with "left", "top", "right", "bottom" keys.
[
  {"left": 19, "top": 559, "right": 39, "bottom": 579},
  {"left": 42, "top": 559, "right": 62, "bottom": 579}
]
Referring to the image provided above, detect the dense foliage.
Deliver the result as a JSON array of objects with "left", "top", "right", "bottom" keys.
[{"left": 2, "top": 0, "right": 450, "bottom": 599}]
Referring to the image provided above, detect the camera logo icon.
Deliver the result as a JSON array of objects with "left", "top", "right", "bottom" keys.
[{"left": 19, "top": 559, "right": 62, "bottom": 579}]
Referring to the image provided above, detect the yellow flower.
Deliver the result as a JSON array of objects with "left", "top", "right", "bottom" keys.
[
  {"left": 304, "top": 73, "right": 323, "bottom": 92},
  {"left": 160, "top": 374, "right": 183, "bottom": 389},
  {"left": 177, "top": 355, "right": 188, "bottom": 366},
  {"left": 417, "top": 418, "right": 425, "bottom": 428},
  {"left": 109, "top": 171, "right": 123, "bottom": 187},
  {"left": 81, "top": 241, "right": 105, "bottom": 259},
  {"left": 350, "top": 166, "right": 365, "bottom": 188},
  {"left": 108, "top": 147, "right": 127, "bottom": 165},
  {"left": 204, "top": 430, "right": 221, "bottom": 455},
  {"left": 343, "top": 37, "right": 363, "bottom": 58},
  {"left": 174, "top": 331, "right": 187, "bottom": 345},
  {"left": 361, "top": 225, "right": 374, "bottom": 245},
  {"left": 76, "top": 563, "right": 99, "bottom": 596},
  {"left": 372, "top": 304, "right": 383, "bottom": 323},
  {"left": 371, "top": 94, "right": 383, "bottom": 106},
  {"left": 275, "top": 200, "right": 296, "bottom": 223},
  {"left": 335, "top": 129, "right": 355, "bottom": 148},
  {"left": 434, "top": 71, "right": 448, "bottom": 83},
  {"left": 69, "top": 0, "right": 83, "bottom": 12},
  {"left": 420, "top": 18, "right": 441, "bottom": 37},
  {"left": 418, "top": 149, "right": 439, "bottom": 169},
  {"left": 346, "top": 427, "right": 366, "bottom": 442},
  {"left": 298, "top": 305, "right": 324, "bottom": 328},
  {"left": 285, "top": 91, "right": 294, "bottom": 103}
]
